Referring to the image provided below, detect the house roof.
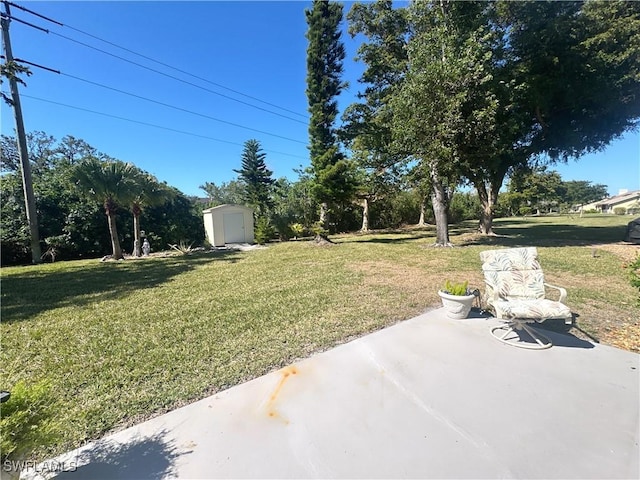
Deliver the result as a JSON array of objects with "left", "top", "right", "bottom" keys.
[{"left": 596, "top": 190, "right": 640, "bottom": 207}]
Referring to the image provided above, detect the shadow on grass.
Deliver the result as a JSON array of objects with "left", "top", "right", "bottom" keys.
[
  {"left": 0, "top": 251, "right": 242, "bottom": 324},
  {"left": 458, "top": 221, "right": 627, "bottom": 248},
  {"left": 45, "top": 429, "right": 188, "bottom": 480},
  {"left": 339, "top": 233, "right": 428, "bottom": 245}
]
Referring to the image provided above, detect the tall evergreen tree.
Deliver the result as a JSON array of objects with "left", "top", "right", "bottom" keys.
[
  {"left": 305, "top": 0, "right": 355, "bottom": 232},
  {"left": 233, "top": 139, "right": 274, "bottom": 217}
]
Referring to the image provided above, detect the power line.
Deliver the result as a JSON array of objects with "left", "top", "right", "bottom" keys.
[
  {"left": 0, "top": 11, "right": 48, "bottom": 33},
  {"left": 38, "top": 28, "right": 306, "bottom": 125},
  {"left": 56, "top": 71, "right": 306, "bottom": 145},
  {"left": 61, "top": 30, "right": 310, "bottom": 126},
  {"left": 62, "top": 23, "right": 309, "bottom": 120},
  {"left": 4, "top": 1, "right": 62, "bottom": 26},
  {"left": 7, "top": 53, "right": 307, "bottom": 144},
  {"left": 14, "top": 92, "right": 309, "bottom": 161},
  {"left": 5, "top": 2, "right": 309, "bottom": 121},
  {"left": 0, "top": 55, "right": 60, "bottom": 74},
  {"left": 45, "top": 30, "right": 307, "bottom": 126}
]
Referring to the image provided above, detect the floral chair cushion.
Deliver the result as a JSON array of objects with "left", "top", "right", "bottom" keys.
[
  {"left": 492, "top": 298, "right": 572, "bottom": 320},
  {"left": 480, "top": 247, "right": 571, "bottom": 321},
  {"left": 480, "top": 247, "right": 545, "bottom": 300}
]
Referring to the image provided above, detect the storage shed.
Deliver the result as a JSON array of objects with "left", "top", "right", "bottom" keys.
[{"left": 203, "top": 204, "right": 254, "bottom": 247}]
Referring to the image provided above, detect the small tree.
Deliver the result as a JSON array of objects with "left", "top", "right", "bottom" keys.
[
  {"left": 233, "top": 139, "right": 274, "bottom": 217},
  {"left": 73, "top": 157, "right": 136, "bottom": 260}
]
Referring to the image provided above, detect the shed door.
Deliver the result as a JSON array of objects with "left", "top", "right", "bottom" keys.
[{"left": 223, "top": 213, "right": 245, "bottom": 243}]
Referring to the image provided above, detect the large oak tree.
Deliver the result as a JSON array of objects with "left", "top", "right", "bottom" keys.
[{"left": 347, "top": 0, "right": 640, "bottom": 238}]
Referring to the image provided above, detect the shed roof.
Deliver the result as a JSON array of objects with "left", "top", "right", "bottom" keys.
[{"left": 202, "top": 204, "right": 254, "bottom": 214}]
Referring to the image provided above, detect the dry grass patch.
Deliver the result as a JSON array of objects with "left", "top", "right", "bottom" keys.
[
  {"left": 348, "top": 260, "right": 485, "bottom": 318},
  {"left": 596, "top": 242, "right": 640, "bottom": 263},
  {"left": 549, "top": 269, "right": 639, "bottom": 352}
]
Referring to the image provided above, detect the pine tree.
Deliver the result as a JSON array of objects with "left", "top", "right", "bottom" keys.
[
  {"left": 233, "top": 139, "right": 274, "bottom": 217},
  {"left": 305, "top": 0, "right": 355, "bottom": 232}
]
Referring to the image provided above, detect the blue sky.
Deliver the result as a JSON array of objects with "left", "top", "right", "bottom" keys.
[{"left": 2, "top": 1, "right": 638, "bottom": 198}]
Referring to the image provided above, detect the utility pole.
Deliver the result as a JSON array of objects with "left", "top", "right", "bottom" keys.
[{"left": 1, "top": 1, "right": 41, "bottom": 263}]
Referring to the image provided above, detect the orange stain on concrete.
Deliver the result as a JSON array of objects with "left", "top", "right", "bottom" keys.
[{"left": 266, "top": 366, "right": 298, "bottom": 423}]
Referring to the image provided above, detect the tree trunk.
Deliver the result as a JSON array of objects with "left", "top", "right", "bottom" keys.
[
  {"left": 133, "top": 212, "right": 142, "bottom": 257},
  {"left": 430, "top": 167, "right": 452, "bottom": 247},
  {"left": 417, "top": 198, "right": 427, "bottom": 226},
  {"left": 314, "top": 201, "right": 333, "bottom": 244},
  {"left": 360, "top": 197, "right": 369, "bottom": 232},
  {"left": 106, "top": 211, "right": 123, "bottom": 260},
  {"left": 476, "top": 182, "right": 499, "bottom": 235},
  {"left": 319, "top": 202, "right": 329, "bottom": 230}
]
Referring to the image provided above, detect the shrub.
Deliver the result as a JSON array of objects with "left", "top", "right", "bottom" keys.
[
  {"left": 254, "top": 217, "right": 275, "bottom": 245},
  {"left": 271, "top": 216, "right": 293, "bottom": 241},
  {"left": 168, "top": 241, "right": 195, "bottom": 255},
  {"left": 310, "top": 221, "right": 328, "bottom": 238},
  {"left": 41, "top": 235, "right": 72, "bottom": 263},
  {"left": 627, "top": 254, "right": 640, "bottom": 305},
  {"left": 289, "top": 223, "right": 305, "bottom": 238},
  {"left": 519, "top": 206, "right": 533, "bottom": 216},
  {"left": 449, "top": 192, "right": 481, "bottom": 223},
  {"left": 0, "top": 380, "right": 61, "bottom": 465},
  {"left": 613, "top": 207, "right": 626, "bottom": 215}
]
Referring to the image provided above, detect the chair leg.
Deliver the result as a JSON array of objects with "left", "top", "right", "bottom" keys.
[
  {"left": 490, "top": 320, "right": 553, "bottom": 350},
  {"left": 520, "top": 323, "right": 553, "bottom": 349}
]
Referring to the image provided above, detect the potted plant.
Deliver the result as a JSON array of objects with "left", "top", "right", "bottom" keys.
[{"left": 438, "top": 280, "right": 477, "bottom": 319}]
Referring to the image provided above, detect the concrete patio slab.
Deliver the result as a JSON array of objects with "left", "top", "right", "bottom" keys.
[{"left": 24, "top": 309, "right": 639, "bottom": 479}]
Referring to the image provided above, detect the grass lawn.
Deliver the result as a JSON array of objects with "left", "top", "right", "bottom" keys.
[{"left": 1, "top": 214, "right": 639, "bottom": 459}]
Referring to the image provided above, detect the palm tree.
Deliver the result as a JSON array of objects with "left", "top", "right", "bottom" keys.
[
  {"left": 73, "top": 157, "right": 137, "bottom": 260},
  {"left": 130, "top": 170, "right": 174, "bottom": 256}
]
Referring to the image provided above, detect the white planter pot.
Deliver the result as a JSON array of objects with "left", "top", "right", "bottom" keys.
[{"left": 438, "top": 291, "right": 475, "bottom": 319}]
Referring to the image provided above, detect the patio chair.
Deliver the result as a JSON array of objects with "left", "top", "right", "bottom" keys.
[{"left": 479, "top": 247, "right": 572, "bottom": 350}]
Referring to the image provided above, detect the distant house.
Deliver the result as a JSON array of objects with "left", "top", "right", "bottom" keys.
[
  {"left": 587, "top": 190, "right": 640, "bottom": 214},
  {"left": 577, "top": 198, "right": 603, "bottom": 212}
]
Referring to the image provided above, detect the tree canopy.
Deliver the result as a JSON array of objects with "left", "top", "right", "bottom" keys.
[{"left": 345, "top": 0, "right": 640, "bottom": 239}]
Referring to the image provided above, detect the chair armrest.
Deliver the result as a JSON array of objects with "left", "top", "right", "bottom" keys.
[{"left": 544, "top": 283, "right": 567, "bottom": 303}]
